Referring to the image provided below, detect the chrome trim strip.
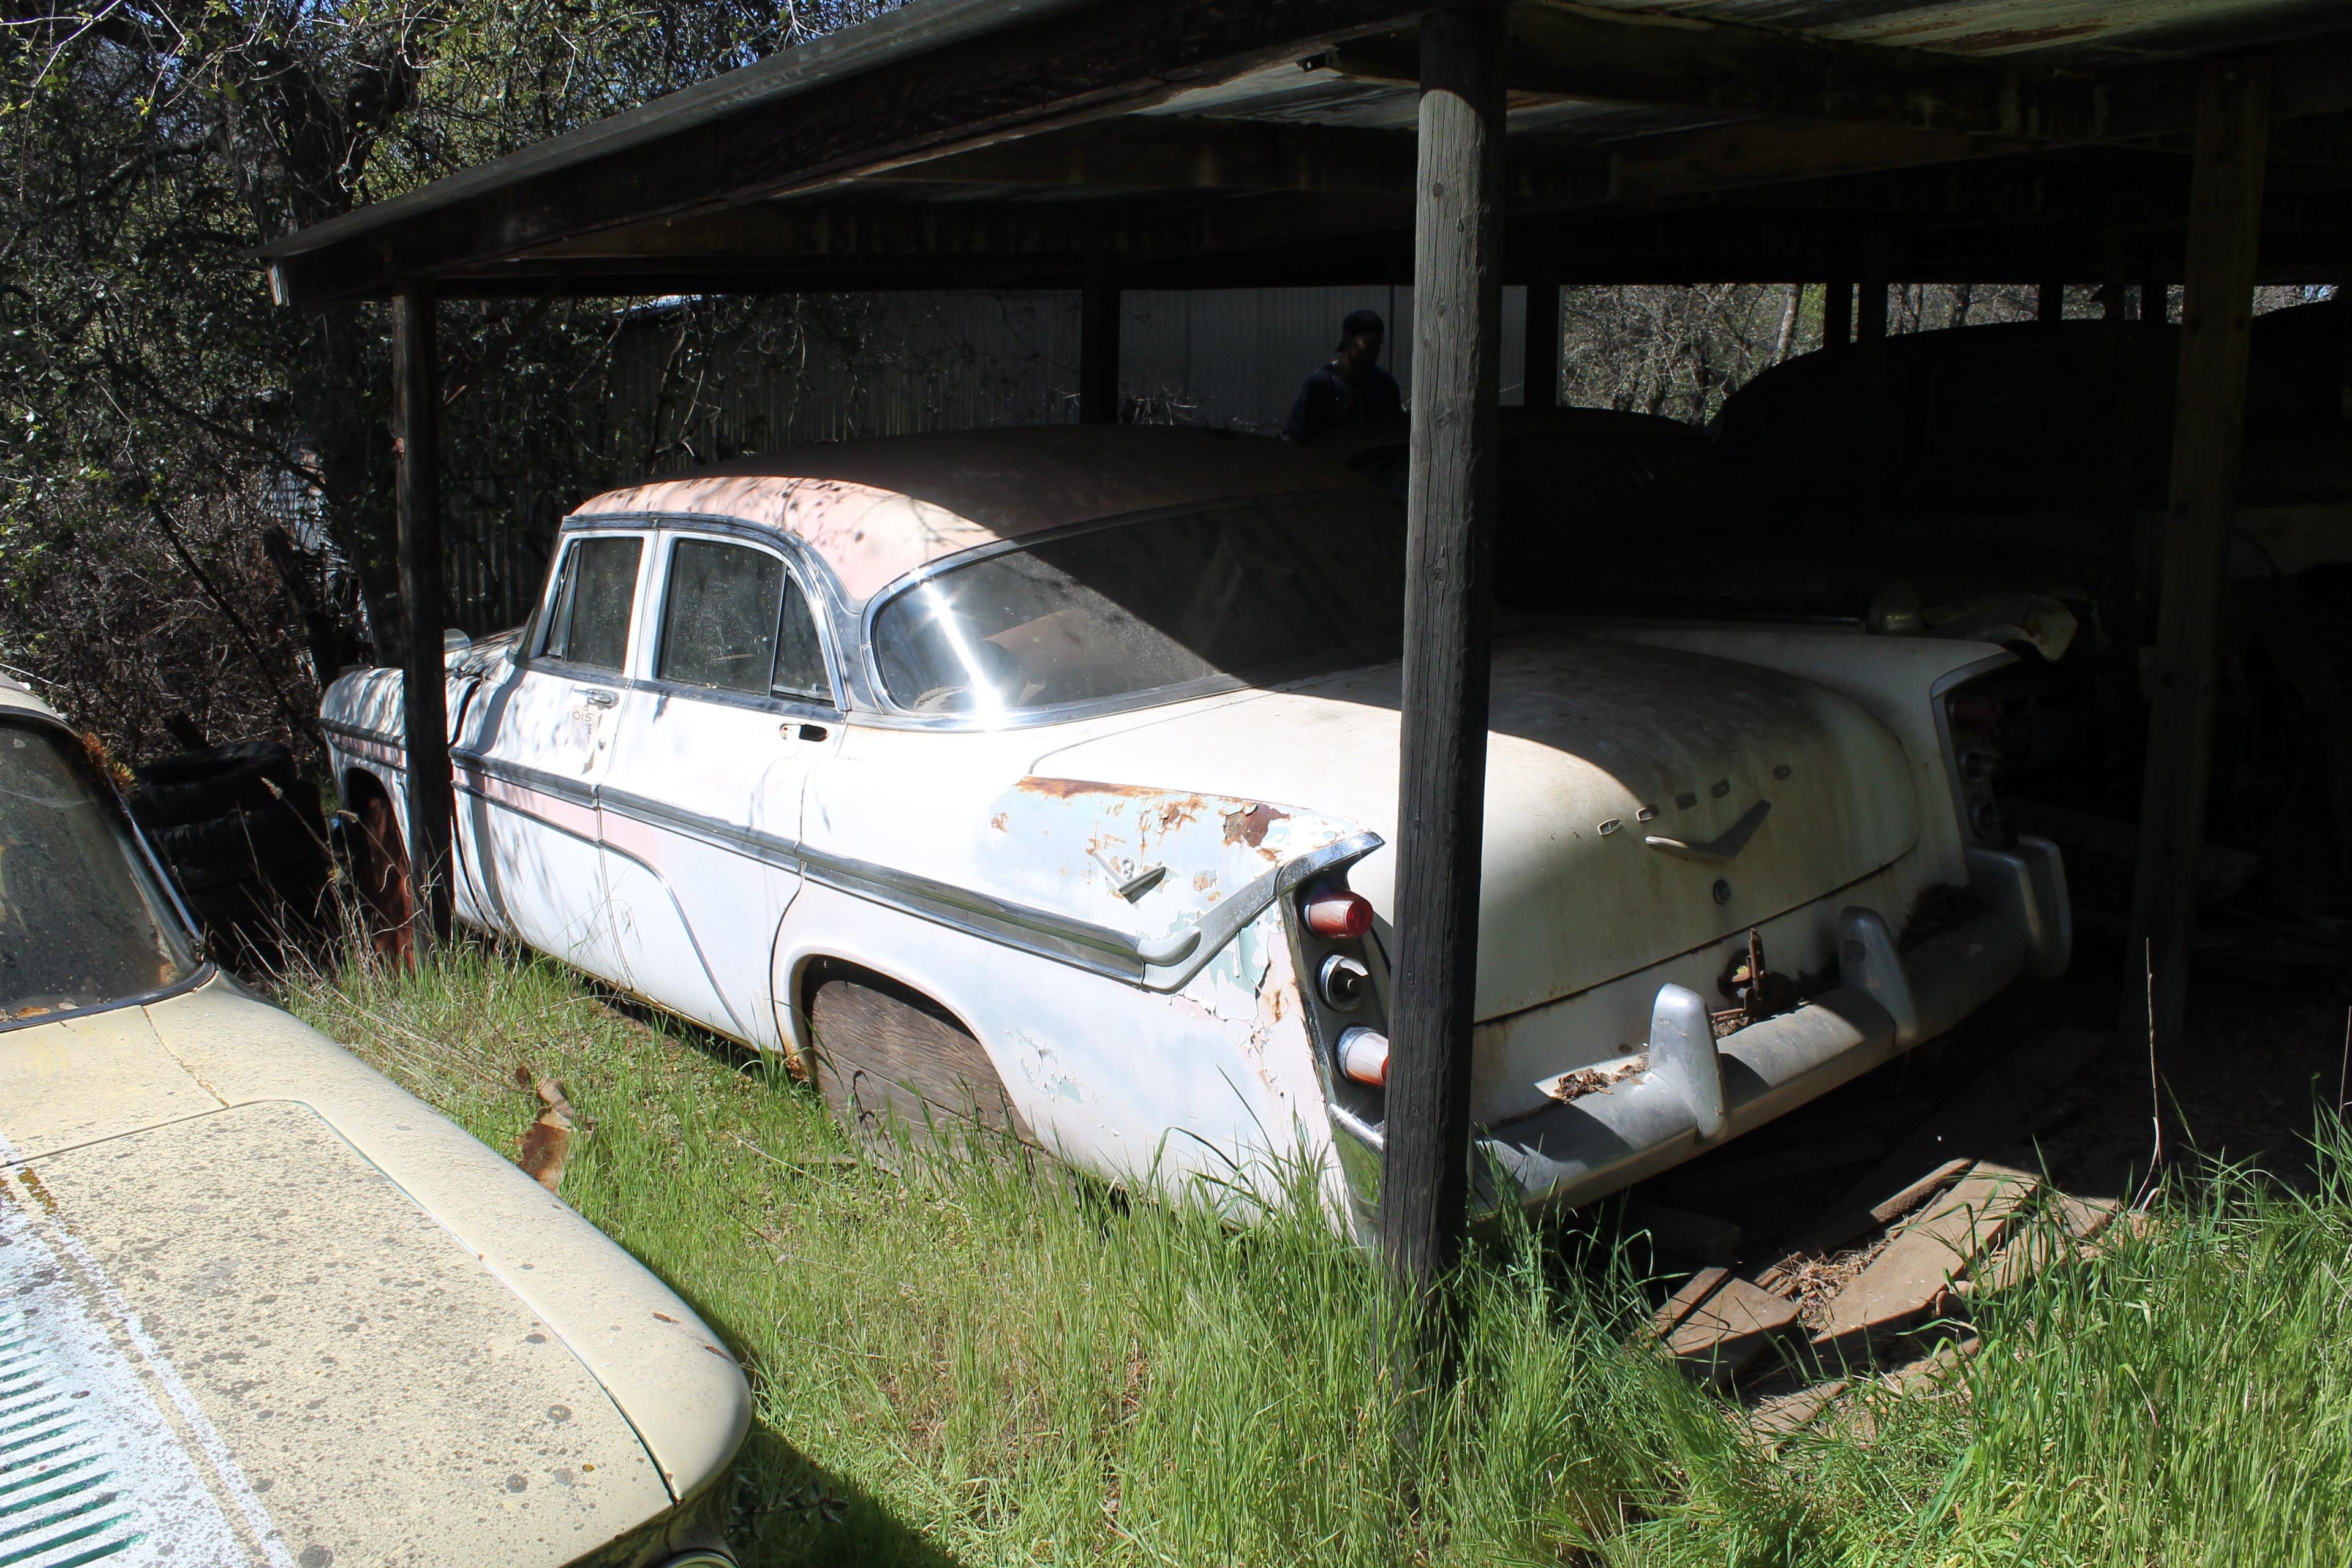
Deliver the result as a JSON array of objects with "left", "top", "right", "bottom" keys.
[
  {"left": 320, "top": 715, "right": 404, "bottom": 753},
  {"left": 599, "top": 786, "right": 799, "bottom": 873},
  {"left": 451, "top": 747, "right": 598, "bottom": 810}
]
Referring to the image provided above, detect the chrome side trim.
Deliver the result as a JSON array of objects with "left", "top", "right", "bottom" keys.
[
  {"left": 598, "top": 786, "right": 799, "bottom": 873},
  {"left": 451, "top": 747, "right": 598, "bottom": 810}
]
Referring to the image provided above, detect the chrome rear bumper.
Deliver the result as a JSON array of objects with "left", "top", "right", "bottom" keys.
[{"left": 1332, "top": 835, "right": 2070, "bottom": 1224}]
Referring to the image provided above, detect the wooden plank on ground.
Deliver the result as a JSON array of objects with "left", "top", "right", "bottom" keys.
[
  {"left": 1663, "top": 1276, "right": 1802, "bottom": 1383},
  {"left": 1978, "top": 1192, "right": 2122, "bottom": 1293},
  {"left": 1748, "top": 1378, "right": 1847, "bottom": 1444},
  {"left": 1814, "top": 1164, "right": 2038, "bottom": 1354}
]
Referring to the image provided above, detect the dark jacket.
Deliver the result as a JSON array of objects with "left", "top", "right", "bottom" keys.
[{"left": 1283, "top": 363, "right": 1403, "bottom": 443}]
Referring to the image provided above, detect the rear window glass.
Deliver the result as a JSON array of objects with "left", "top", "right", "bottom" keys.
[
  {"left": 0, "top": 725, "right": 195, "bottom": 1024},
  {"left": 872, "top": 496, "right": 1403, "bottom": 717}
]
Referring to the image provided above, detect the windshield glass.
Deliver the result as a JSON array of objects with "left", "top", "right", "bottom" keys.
[
  {"left": 872, "top": 494, "right": 1406, "bottom": 716},
  {"left": 0, "top": 722, "right": 197, "bottom": 1024}
]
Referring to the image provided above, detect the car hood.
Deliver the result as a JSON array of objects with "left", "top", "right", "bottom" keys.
[
  {"left": 1030, "top": 628, "right": 1921, "bottom": 1017},
  {"left": 0, "top": 984, "right": 747, "bottom": 1567}
]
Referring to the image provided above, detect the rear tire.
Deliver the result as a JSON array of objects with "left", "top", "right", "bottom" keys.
[
  {"left": 805, "top": 968, "right": 1029, "bottom": 1148},
  {"left": 339, "top": 784, "right": 416, "bottom": 966}
]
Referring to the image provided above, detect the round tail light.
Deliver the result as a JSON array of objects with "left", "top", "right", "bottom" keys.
[
  {"left": 1336, "top": 1027, "right": 1388, "bottom": 1087},
  {"left": 1304, "top": 883, "right": 1373, "bottom": 938}
]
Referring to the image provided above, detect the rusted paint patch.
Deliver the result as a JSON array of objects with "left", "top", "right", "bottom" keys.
[
  {"left": 1547, "top": 1054, "right": 1648, "bottom": 1104},
  {"left": 989, "top": 812, "right": 1009, "bottom": 832},
  {"left": 1017, "top": 776, "right": 1167, "bottom": 800},
  {"left": 1222, "top": 802, "right": 1288, "bottom": 850}
]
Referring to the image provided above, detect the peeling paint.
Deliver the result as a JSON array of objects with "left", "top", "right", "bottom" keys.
[{"left": 1222, "top": 802, "right": 1289, "bottom": 850}]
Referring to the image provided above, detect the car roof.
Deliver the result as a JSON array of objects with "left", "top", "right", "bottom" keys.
[
  {"left": 568, "top": 425, "right": 1379, "bottom": 602},
  {"left": 1306, "top": 405, "right": 1704, "bottom": 467}
]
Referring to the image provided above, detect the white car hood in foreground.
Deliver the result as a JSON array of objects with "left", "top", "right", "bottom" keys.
[
  {"left": 1033, "top": 629, "right": 1921, "bottom": 1017},
  {"left": 0, "top": 982, "right": 748, "bottom": 1567}
]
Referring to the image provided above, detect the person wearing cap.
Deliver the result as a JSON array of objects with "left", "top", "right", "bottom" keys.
[{"left": 1282, "top": 309, "right": 1403, "bottom": 443}]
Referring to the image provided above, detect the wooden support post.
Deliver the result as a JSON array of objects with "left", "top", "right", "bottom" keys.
[
  {"left": 1079, "top": 244, "right": 1120, "bottom": 424},
  {"left": 391, "top": 282, "right": 454, "bottom": 952},
  {"left": 1523, "top": 257, "right": 1559, "bottom": 408},
  {"left": 1823, "top": 279, "right": 1853, "bottom": 349},
  {"left": 2038, "top": 276, "right": 2066, "bottom": 324},
  {"left": 1857, "top": 236, "right": 1891, "bottom": 522},
  {"left": 1381, "top": 1, "right": 1504, "bottom": 1303},
  {"left": 2126, "top": 58, "right": 2272, "bottom": 1057}
]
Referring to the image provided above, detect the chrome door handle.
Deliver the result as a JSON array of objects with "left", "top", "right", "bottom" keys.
[{"left": 575, "top": 687, "right": 618, "bottom": 708}]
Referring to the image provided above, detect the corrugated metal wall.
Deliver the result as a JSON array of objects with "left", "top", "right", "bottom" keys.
[
  {"left": 448, "top": 286, "right": 1533, "bottom": 627},
  {"left": 609, "top": 284, "right": 1534, "bottom": 447}
]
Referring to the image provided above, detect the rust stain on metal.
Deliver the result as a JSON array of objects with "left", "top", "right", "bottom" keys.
[
  {"left": 989, "top": 812, "right": 1009, "bottom": 832},
  {"left": 1547, "top": 1054, "right": 1648, "bottom": 1104},
  {"left": 1017, "top": 776, "right": 1166, "bottom": 800},
  {"left": 1152, "top": 794, "right": 1206, "bottom": 832},
  {"left": 1222, "top": 802, "right": 1287, "bottom": 850}
]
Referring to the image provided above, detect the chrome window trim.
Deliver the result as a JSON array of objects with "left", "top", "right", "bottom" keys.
[
  {"left": 0, "top": 962, "right": 219, "bottom": 1036},
  {"left": 858, "top": 489, "right": 1402, "bottom": 731}
]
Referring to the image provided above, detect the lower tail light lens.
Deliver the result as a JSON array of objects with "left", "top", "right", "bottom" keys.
[
  {"left": 1337, "top": 1027, "right": 1389, "bottom": 1087},
  {"left": 1305, "top": 883, "right": 1374, "bottom": 938}
]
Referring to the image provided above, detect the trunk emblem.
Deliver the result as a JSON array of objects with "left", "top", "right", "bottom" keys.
[{"left": 1646, "top": 798, "right": 1773, "bottom": 863}]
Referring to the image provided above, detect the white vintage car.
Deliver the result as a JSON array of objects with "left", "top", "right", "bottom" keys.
[
  {"left": 323, "top": 427, "right": 2068, "bottom": 1231},
  {"left": 0, "top": 677, "right": 747, "bottom": 1566}
]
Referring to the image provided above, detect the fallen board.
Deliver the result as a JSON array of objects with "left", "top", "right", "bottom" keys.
[
  {"left": 1813, "top": 1163, "right": 2037, "bottom": 1356},
  {"left": 1657, "top": 1272, "right": 1802, "bottom": 1383}
]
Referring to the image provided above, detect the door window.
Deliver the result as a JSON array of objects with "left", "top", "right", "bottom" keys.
[
  {"left": 655, "top": 540, "right": 835, "bottom": 704},
  {"left": 543, "top": 537, "right": 643, "bottom": 671},
  {"left": 661, "top": 541, "right": 786, "bottom": 695}
]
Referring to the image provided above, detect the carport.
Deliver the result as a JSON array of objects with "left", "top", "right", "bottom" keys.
[{"left": 258, "top": 0, "right": 2352, "bottom": 1292}]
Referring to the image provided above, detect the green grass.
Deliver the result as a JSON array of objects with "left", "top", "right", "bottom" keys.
[{"left": 279, "top": 940, "right": 2352, "bottom": 1567}]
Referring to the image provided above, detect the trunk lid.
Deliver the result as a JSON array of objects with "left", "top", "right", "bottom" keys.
[{"left": 1031, "top": 628, "right": 1919, "bottom": 1017}]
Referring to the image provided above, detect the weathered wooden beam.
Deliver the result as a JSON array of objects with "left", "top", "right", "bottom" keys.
[
  {"left": 1080, "top": 243, "right": 1120, "bottom": 423},
  {"left": 1608, "top": 119, "right": 2037, "bottom": 202},
  {"left": 1383, "top": 1, "right": 1504, "bottom": 1303},
  {"left": 391, "top": 282, "right": 454, "bottom": 952},
  {"left": 261, "top": 0, "right": 1434, "bottom": 305},
  {"left": 2128, "top": 58, "right": 2274, "bottom": 1059},
  {"left": 855, "top": 115, "right": 1603, "bottom": 202},
  {"left": 1335, "top": 5, "right": 2352, "bottom": 145}
]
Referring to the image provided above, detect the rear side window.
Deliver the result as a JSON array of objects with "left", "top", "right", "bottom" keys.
[
  {"left": 657, "top": 540, "right": 836, "bottom": 704},
  {"left": 543, "top": 537, "right": 643, "bottom": 670},
  {"left": 660, "top": 541, "right": 785, "bottom": 694}
]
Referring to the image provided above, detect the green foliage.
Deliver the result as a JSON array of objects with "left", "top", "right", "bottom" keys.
[
  {"left": 0, "top": 1, "right": 892, "bottom": 763},
  {"left": 280, "top": 939, "right": 2352, "bottom": 1567}
]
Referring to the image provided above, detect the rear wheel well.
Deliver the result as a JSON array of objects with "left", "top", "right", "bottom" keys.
[
  {"left": 795, "top": 957, "right": 1028, "bottom": 1143},
  {"left": 338, "top": 768, "right": 414, "bottom": 963}
]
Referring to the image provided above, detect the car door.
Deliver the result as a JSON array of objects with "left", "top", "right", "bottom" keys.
[
  {"left": 458, "top": 530, "right": 646, "bottom": 976},
  {"left": 595, "top": 530, "right": 840, "bottom": 1047}
]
